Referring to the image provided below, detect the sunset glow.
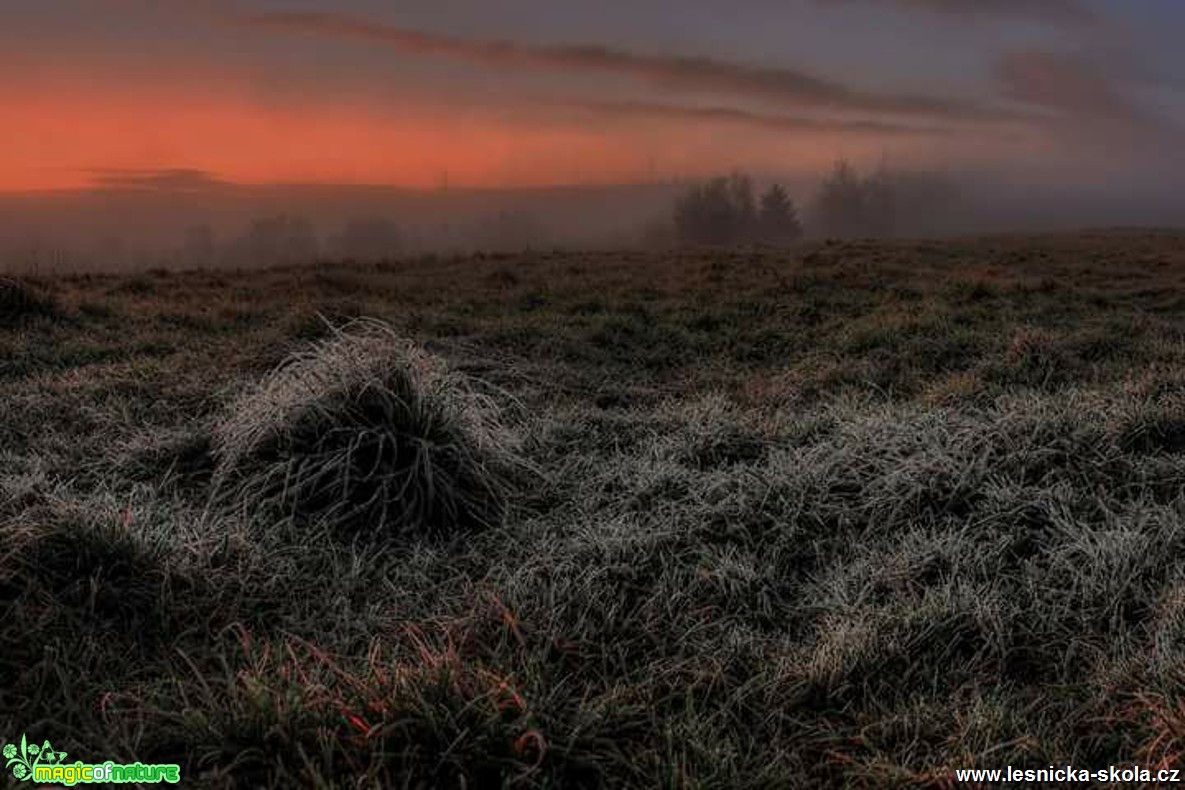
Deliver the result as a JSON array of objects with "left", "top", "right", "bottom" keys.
[
  {"left": 0, "top": 0, "right": 1180, "bottom": 198},
  {"left": 5, "top": 77, "right": 671, "bottom": 192}
]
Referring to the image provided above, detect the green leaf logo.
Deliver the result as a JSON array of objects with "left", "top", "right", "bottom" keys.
[{"left": 3, "top": 733, "right": 59, "bottom": 782}]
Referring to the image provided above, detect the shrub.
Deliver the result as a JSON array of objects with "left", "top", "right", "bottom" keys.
[
  {"left": 0, "top": 277, "right": 58, "bottom": 327},
  {"left": 210, "top": 319, "right": 526, "bottom": 542}
]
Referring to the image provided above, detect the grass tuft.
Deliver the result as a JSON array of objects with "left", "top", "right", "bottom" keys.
[
  {"left": 0, "top": 276, "right": 59, "bottom": 327},
  {"left": 210, "top": 319, "right": 527, "bottom": 542}
]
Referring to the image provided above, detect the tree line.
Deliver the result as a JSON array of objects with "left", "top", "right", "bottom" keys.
[
  {"left": 179, "top": 211, "right": 551, "bottom": 268},
  {"left": 671, "top": 161, "right": 960, "bottom": 246},
  {"left": 674, "top": 173, "right": 803, "bottom": 246},
  {"left": 16, "top": 161, "right": 959, "bottom": 273},
  {"left": 178, "top": 216, "right": 405, "bottom": 268}
]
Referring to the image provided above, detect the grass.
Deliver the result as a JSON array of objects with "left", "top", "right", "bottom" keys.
[
  {"left": 3, "top": 232, "right": 1185, "bottom": 786},
  {"left": 209, "top": 319, "right": 528, "bottom": 542},
  {"left": 0, "top": 276, "right": 58, "bottom": 327}
]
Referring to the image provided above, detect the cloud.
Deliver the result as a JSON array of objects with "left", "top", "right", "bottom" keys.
[
  {"left": 816, "top": 0, "right": 1095, "bottom": 27},
  {"left": 86, "top": 168, "right": 232, "bottom": 191},
  {"left": 552, "top": 98, "right": 951, "bottom": 137},
  {"left": 230, "top": 10, "right": 1013, "bottom": 123},
  {"left": 996, "top": 50, "right": 1180, "bottom": 149},
  {"left": 999, "top": 51, "right": 1146, "bottom": 122}
]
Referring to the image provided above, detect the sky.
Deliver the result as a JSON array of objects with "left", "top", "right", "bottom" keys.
[{"left": 2, "top": 0, "right": 1184, "bottom": 193}]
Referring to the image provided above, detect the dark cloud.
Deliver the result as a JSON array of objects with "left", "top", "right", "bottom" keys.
[
  {"left": 87, "top": 168, "right": 232, "bottom": 191},
  {"left": 553, "top": 98, "right": 951, "bottom": 136},
  {"left": 816, "top": 0, "right": 1095, "bottom": 27},
  {"left": 231, "top": 10, "right": 1014, "bottom": 123}
]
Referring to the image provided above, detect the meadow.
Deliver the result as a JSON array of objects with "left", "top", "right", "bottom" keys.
[{"left": 4, "top": 231, "right": 1185, "bottom": 786}]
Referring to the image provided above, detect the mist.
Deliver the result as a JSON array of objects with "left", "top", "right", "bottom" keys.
[
  {"left": 4, "top": 0, "right": 1184, "bottom": 272},
  {"left": 2, "top": 161, "right": 1182, "bottom": 274},
  {"left": 0, "top": 181, "right": 673, "bottom": 272}
]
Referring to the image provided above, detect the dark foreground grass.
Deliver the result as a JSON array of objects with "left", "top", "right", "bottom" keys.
[
  {"left": 4, "top": 232, "right": 1185, "bottom": 786},
  {"left": 0, "top": 277, "right": 58, "bottom": 328}
]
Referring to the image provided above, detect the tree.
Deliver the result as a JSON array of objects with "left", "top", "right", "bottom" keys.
[
  {"left": 814, "top": 160, "right": 869, "bottom": 238},
  {"left": 862, "top": 165, "right": 897, "bottom": 238},
  {"left": 757, "top": 184, "right": 803, "bottom": 245},
  {"left": 727, "top": 172, "right": 758, "bottom": 239},
  {"left": 813, "top": 161, "right": 961, "bottom": 239},
  {"left": 234, "top": 214, "right": 319, "bottom": 266},
  {"left": 673, "top": 172, "right": 757, "bottom": 245},
  {"left": 674, "top": 177, "right": 733, "bottom": 245},
  {"left": 333, "top": 218, "right": 402, "bottom": 262}
]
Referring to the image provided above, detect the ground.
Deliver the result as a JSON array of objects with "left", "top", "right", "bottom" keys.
[{"left": 4, "top": 232, "right": 1185, "bottom": 787}]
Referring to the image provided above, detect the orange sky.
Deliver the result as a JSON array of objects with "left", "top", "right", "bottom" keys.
[
  {"left": 4, "top": 78, "right": 673, "bottom": 192},
  {"left": 4, "top": 1, "right": 1177, "bottom": 195},
  {"left": 5, "top": 76, "right": 901, "bottom": 193}
]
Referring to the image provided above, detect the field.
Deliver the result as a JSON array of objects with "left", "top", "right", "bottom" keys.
[{"left": 5, "top": 232, "right": 1185, "bottom": 786}]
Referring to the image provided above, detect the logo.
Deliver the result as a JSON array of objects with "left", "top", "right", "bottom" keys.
[{"left": 3, "top": 734, "right": 180, "bottom": 785}]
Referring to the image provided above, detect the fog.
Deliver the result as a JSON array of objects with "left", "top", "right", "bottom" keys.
[
  {"left": 2, "top": 163, "right": 1183, "bottom": 274},
  {"left": 5, "top": 1, "right": 1183, "bottom": 273},
  {"left": 0, "top": 182, "right": 678, "bottom": 273}
]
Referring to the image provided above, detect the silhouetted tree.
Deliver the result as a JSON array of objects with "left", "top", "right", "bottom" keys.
[
  {"left": 863, "top": 165, "right": 897, "bottom": 238},
  {"left": 814, "top": 160, "right": 869, "bottom": 238},
  {"left": 757, "top": 184, "right": 803, "bottom": 245},
  {"left": 333, "top": 218, "right": 402, "bottom": 262},
  {"left": 675, "top": 178, "right": 730, "bottom": 245},
  {"left": 813, "top": 161, "right": 960, "bottom": 239},
  {"left": 674, "top": 172, "right": 757, "bottom": 245},
  {"left": 235, "top": 214, "right": 319, "bottom": 266},
  {"left": 728, "top": 172, "right": 758, "bottom": 239}
]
